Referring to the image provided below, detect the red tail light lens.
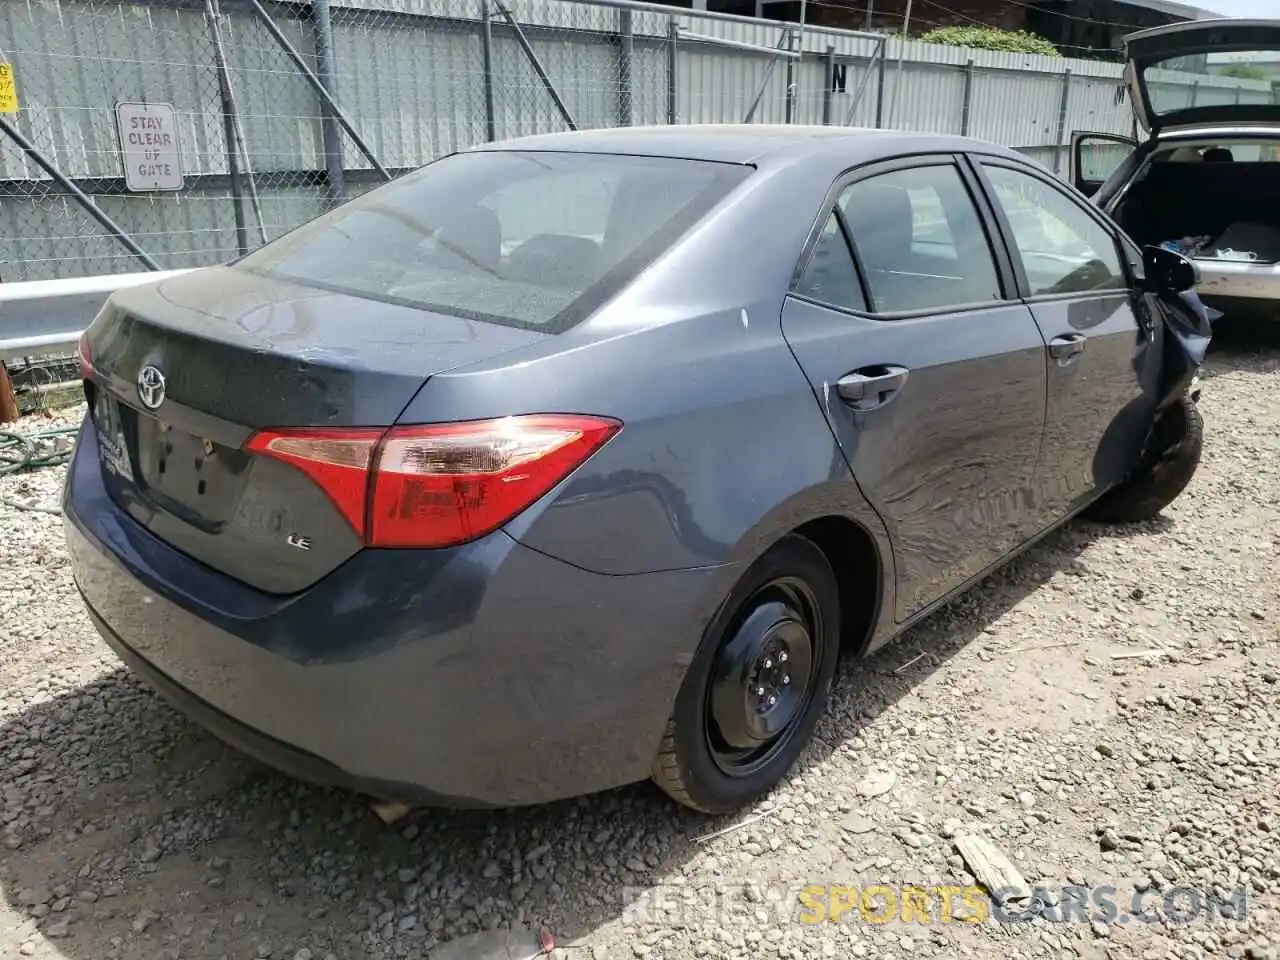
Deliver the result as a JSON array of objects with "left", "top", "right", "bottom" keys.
[
  {"left": 245, "top": 428, "right": 382, "bottom": 538},
  {"left": 245, "top": 415, "right": 621, "bottom": 549},
  {"left": 78, "top": 333, "right": 93, "bottom": 379},
  {"left": 369, "top": 415, "right": 621, "bottom": 547}
]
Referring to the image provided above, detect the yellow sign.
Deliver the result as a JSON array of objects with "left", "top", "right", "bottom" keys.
[{"left": 0, "top": 63, "right": 18, "bottom": 113}]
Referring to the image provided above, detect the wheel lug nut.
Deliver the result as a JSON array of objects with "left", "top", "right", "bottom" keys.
[
  {"left": 782, "top": 674, "right": 790, "bottom": 685},
  {"left": 755, "top": 686, "right": 765, "bottom": 696},
  {"left": 763, "top": 658, "right": 773, "bottom": 669},
  {"left": 779, "top": 651, "right": 789, "bottom": 663},
  {"left": 767, "top": 695, "right": 777, "bottom": 706}
]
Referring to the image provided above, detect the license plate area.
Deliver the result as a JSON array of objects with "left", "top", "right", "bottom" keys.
[
  {"left": 94, "top": 393, "right": 251, "bottom": 529},
  {"left": 135, "top": 412, "right": 250, "bottom": 526},
  {"left": 93, "top": 391, "right": 133, "bottom": 482}
]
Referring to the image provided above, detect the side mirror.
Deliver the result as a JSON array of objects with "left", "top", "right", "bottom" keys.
[{"left": 1142, "top": 245, "right": 1200, "bottom": 293}]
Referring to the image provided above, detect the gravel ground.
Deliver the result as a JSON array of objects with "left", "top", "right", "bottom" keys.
[{"left": 1, "top": 330, "right": 1277, "bottom": 960}]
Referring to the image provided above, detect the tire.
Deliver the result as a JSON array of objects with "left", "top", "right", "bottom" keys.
[
  {"left": 1084, "top": 394, "right": 1204, "bottom": 525},
  {"left": 651, "top": 534, "right": 841, "bottom": 814}
]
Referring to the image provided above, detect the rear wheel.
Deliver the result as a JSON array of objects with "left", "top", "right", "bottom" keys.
[
  {"left": 651, "top": 535, "right": 841, "bottom": 814},
  {"left": 1085, "top": 394, "right": 1204, "bottom": 524}
]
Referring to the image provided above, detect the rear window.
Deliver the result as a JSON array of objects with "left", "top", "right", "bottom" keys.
[
  {"left": 236, "top": 150, "right": 751, "bottom": 332},
  {"left": 1141, "top": 50, "right": 1280, "bottom": 119}
]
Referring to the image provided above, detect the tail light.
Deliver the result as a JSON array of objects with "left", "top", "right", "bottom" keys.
[
  {"left": 245, "top": 414, "right": 621, "bottom": 549},
  {"left": 245, "top": 428, "right": 382, "bottom": 539},
  {"left": 78, "top": 333, "right": 93, "bottom": 379}
]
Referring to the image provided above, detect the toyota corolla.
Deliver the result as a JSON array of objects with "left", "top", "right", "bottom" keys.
[{"left": 65, "top": 124, "right": 1209, "bottom": 814}]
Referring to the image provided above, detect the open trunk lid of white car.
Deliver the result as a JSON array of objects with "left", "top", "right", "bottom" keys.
[{"left": 1125, "top": 19, "right": 1280, "bottom": 137}]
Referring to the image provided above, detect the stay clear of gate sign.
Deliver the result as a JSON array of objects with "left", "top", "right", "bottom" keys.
[
  {"left": 115, "top": 101, "right": 184, "bottom": 191},
  {"left": 0, "top": 63, "right": 18, "bottom": 113}
]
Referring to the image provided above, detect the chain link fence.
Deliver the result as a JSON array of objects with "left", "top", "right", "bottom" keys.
[
  {"left": 0, "top": 0, "right": 338, "bottom": 280},
  {"left": 1, "top": 0, "right": 1273, "bottom": 284}
]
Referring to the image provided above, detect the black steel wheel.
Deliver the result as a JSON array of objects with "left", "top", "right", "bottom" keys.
[
  {"left": 652, "top": 535, "right": 842, "bottom": 814},
  {"left": 704, "top": 577, "right": 823, "bottom": 778}
]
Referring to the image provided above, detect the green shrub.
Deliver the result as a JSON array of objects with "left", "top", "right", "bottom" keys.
[
  {"left": 917, "top": 26, "right": 1061, "bottom": 58},
  {"left": 1219, "top": 62, "right": 1268, "bottom": 82}
]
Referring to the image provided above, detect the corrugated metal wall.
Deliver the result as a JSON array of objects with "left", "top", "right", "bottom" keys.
[{"left": 0, "top": 0, "right": 1273, "bottom": 281}]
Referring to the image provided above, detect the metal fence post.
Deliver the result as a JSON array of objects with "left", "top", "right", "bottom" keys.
[
  {"left": 887, "top": 0, "right": 911, "bottom": 129},
  {"left": 206, "top": 0, "right": 248, "bottom": 254},
  {"left": 1053, "top": 66, "right": 1073, "bottom": 174},
  {"left": 312, "top": 0, "right": 347, "bottom": 208},
  {"left": 784, "top": 26, "right": 798, "bottom": 123},
  {"left": 245, "top": 0, "right": 390, "bottom": 180},
  {"left": 960, "top": 57, "right": 974, "bottom": 136},
  {"left": 618, "top": 8, "right": 634, "bottom": 126},
  {"left": 874, "top": 39, "right": 886, "bottom": 128},
  {"left": 481, "top": 0, "right": 497, "bottom": 141},
  {"left": 208, "top": 0, "right": 266, "bottom": 245},
  {"left": 822, "top": 45, "right": 835, "bottom": 125},
  {"left": 667, "top": 17, "right": 679, "bottom": 125},
  {"left": 0, "top": 116, "right": 160, "bottom": 271}
]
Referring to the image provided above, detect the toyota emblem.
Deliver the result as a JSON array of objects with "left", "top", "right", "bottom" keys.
[{"left": 137, "top": 364, "right": 166, "bottom": 410}]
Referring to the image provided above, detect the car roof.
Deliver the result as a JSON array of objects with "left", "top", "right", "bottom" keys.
[{"left": 466, "top": 123, "right": 1034, "bottom": 174}]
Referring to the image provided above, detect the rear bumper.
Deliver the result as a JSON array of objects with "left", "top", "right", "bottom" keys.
[
  {"left": 64, "top": 420, "right": 730, "bottom": 807},
  {"left": 84, "top": 602, "right": 474, "bottom": 806},
  {"left": 1195, "top": 259, "right": 1280, "bottom": 313}
]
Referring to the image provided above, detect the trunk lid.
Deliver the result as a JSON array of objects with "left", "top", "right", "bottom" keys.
[
  {"left": 1125, "top": 19, "right": 1280, "bottom": 137},
  {"left": 83, "top": 266, "right": 548, "bottom": 594}
]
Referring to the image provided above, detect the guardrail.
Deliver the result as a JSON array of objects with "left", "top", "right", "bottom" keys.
[{"left": 0, "top": 269, "right": 194, "bottom": 362}]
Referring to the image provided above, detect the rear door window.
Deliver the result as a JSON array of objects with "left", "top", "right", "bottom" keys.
[
  {"left": 236, "top": 151, "right": 752, "bottom": 332},
  {"left": 836, "top": 164, "right": 1004, "bottom": 313},
  {"left": 793, "top": 213, "right": 867, "bottom": 313}
]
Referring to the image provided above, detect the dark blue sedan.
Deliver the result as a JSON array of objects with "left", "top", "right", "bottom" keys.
[{"left": 65, "top": 124, "right": 1208, "bottom": 814}]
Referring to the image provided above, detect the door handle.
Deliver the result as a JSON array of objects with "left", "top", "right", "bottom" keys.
[
  {"left": 836, "top": 365, "right": 910, "bottom": 411},
  {"left": 1048, "top": 333, "right": 1087, "bottom": 361}
]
